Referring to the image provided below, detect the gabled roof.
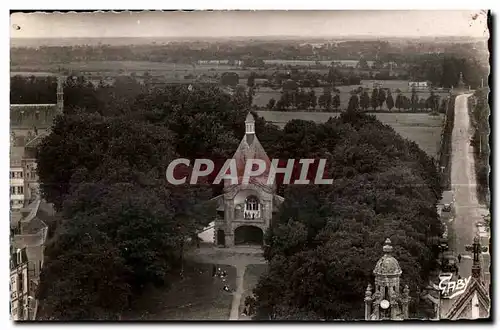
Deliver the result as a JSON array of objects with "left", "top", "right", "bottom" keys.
[
  {"left": 13, "top": 198, "right": 51, "bottom": 249},
  {"left": 10, "top": 146, "right": 25, "bottom": 166},
  {"left": 25, "top": 131, "right": 49, "bottom": 149},
  {"left": 210, "top": 194, "right": 225, "bottom": 211},
  {"left": 444, "top": 277, "right": 490, "bottom": 320},
  {"left": 229, "top": 132, "right": 273, "bottom": 187}
]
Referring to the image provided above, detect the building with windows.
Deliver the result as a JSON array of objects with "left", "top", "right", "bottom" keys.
[
  {"left": 11, "top": 199, "right": 50, "bottom": 279},
  {"left": 10, "top": 75, "right": 62, "bottom": 211},
  {"left": 408, "top": 81, "right": 429, "bottom": 91},
  {"left": 10, "top": 247, "right": 30, "bottom": 321},
  {"left": 211, "top": 113, "right": 284, "bottom": 247},
  {"left": 10, "top": 147, "right": 26, "bottom": 210},
  {"left": 11, "top": 198, "right": 52, "bottom": 321}
]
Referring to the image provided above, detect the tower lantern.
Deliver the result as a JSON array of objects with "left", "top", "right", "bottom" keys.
[
  {"left": 245, "top": 112, "right": 255, "bottom": 135},
  {"left": 365, "top": 238, "right": 410, "bottom": 320}
]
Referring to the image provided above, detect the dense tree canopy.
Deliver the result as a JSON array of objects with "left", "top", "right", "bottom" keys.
[
  {"left": 250, "top": 111, "right": 443, "bottom": 320},
  {"left": 35, "top": 81, "right": 262, "bottom": 319},
  {"left": 24, "top": 71, "right": 445, "bottom": 320}
]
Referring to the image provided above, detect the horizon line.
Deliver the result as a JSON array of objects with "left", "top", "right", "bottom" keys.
[{"left": 10, "top": 35, "right": 487, "bottom": 40}]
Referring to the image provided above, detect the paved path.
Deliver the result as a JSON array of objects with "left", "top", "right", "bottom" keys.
[
  {"left": 229, "top": 266, "right": 246, "bottom": 320},
  {"left": 186, "top": 246, "right": 266, "bottom": 321},
  {"left": 440, "top": 93, "right": 490, "bottom": 317}
]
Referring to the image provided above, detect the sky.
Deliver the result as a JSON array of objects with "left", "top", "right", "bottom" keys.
[{"left": 10, "top": 10, "right": 489, "bottom": 39}]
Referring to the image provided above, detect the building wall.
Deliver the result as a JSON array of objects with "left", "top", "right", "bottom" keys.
[
  {"left": 22, "top": 158, "right": 40, "bottom": 203},
  {"left": 10, "top": 262, "right": 29, "bottom": 321},
  {"left": 10, "top": 166, "right": 25, "bottom": 209},
  {"left": 216, "top": 184, "right": 274, "bottom": 247},
  {"left": 10, "top": 105, "right": 58, "bottom": 129}
]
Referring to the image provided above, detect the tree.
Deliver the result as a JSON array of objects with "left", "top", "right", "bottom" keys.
[
  {"left": 37, "top": 114, "right": 176, "bottom": 210},
  {"left": 439, "top": 98, "right": 447, "bottom": 113},
  {"left": 411, "top": 87, "right": 418, "bottom": 111},
  {"left": 426, "top": 90, "right": 439, "bottom": 112},
  {"left": 220, "top": 72, "right": 239, "bottom": 87},
  {"left": 347, "top": 94, "right": 360, "bottom": 112},
  {"left": 386, "top": 91, "right": 394, "bottom": 111},
  {"left": 358, "top": 58, "right": 369, "bottom": 70},
  {"left": 251, "top": 113, "right": 443, "bottom": 320},
  {"left": 332, "top": 94, "right": 340, "bottom": 111},
  {"left": 395, "top": 94, "right": 403, "bottom": 110},
  {"left": 403, "top": 96, "right": 411, "bottom": 110},
  {"left": 371, "top": 88, "right": 379, "bottom": 110},
  {"left": 308, "top": 90, "right": 317, "bottom": 110},
  {"left": 377, "top": 89, "right": 387, "bottom": 110},
  {"left": 38, "top": 229, "right": 132, "bottom": 320},
  {"left": 267, "top": 98, "right": 276, "bottom": 110},
  {"left": 359, "top": 91, "right": 370, "bottom": 111},
  {"left": 247, "top": 72, "right": 256, "bottom": 88}
]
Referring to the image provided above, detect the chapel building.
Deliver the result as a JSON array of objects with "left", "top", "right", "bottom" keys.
[{"left": 212, "top": 113, "right": 284, "bottom": 247}]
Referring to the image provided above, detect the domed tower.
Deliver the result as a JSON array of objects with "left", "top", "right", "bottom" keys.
[{"left": 365, "top": 238, "right": 411, "bottom": 320}]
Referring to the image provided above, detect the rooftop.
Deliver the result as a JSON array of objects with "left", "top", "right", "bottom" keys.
[
  {"left": 11, "top": 104, "right": 56, "bottom": 108},
  {"left": 10, "top": 146, "right": 25, "bottom": 166},
  {"left": 373, "top": 238, "right": 402, "bottom": 276}
]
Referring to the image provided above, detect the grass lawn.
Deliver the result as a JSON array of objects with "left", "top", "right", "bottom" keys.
[
  {"left": 239, "top": 264, "right": 268, "bottom": 314},
  {"left": 124, "top": 262, "right": 236, "bottom": 320}
]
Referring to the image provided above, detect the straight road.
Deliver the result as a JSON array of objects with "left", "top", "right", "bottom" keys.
[
  {"left": 449, "top": 94, "right": 489, "bottom": 265},
  {"left": 440, "top": 93, "right": 490, "bottom": 317}
]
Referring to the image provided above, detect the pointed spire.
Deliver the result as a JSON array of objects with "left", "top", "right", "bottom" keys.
[{"left": 466, "top": 234, "right": 487, "bottom": 279}]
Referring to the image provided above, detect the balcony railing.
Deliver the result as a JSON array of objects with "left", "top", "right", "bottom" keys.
[{"left": 243, "top": 210, "right": 260, "bottom": 220}]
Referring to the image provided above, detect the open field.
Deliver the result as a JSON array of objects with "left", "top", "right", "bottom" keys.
[
  {"left": 123, "top": 262, "right": 236, "bottom": 320},
  {"left": 257, "top": 111, "right": 445, "bottom": 157}
]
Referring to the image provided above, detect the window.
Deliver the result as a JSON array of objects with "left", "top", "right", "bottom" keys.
[
  {"left": 28, "top": 263, "right": 35, "bottom": 278},
  {"left": 10, "top": 172, "right": 14, "bottom": 178},
  {"left": 18, "top": 273, "right": 23, "bottom": 292},
  {"left": 10, "top": 187, "right": 16, "bottom": 195},
  {"left": 244, "top": 196, "right": 260, "bottom": 219},
  {"left": 18, "top": 171, "right": 23, "bottom": 178},
  {"left": 245, "top": 197, "right": 259, "bottom": 211},
  {"left": 17, "top": 186, "right": 24, "bottom": 195}
]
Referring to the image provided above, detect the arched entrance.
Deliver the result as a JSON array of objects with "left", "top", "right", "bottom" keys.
[{"left": 234, "top": 226, "right": 263, "bottom": 245}]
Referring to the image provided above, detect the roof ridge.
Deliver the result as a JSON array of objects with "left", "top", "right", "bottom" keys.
[{"left": 445, "top": 277, "right": 490, "bottom": 319}]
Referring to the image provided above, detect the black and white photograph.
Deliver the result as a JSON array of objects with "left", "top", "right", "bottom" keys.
[{"left": 8, "top": 9, "right": 491, "bottom": 321}]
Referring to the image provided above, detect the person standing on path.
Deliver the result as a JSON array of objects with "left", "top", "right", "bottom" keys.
[{"left": 458, "top": 254, "right": 462, "bottom": 263}]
